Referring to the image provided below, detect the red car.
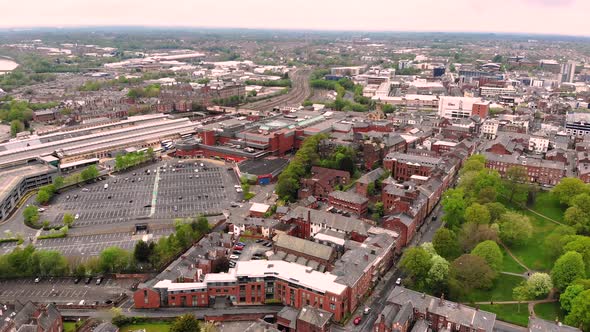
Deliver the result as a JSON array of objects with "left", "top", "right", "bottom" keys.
[
  {"left": 353, "top": 316, "right": 362, "bottom": 325},
  {"left": 233, "top": 245, "right": 244, "bottom": 251}
]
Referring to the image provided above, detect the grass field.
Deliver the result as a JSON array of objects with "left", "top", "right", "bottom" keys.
[
  {"left": 120, "top": 323, "right": 171, "bottom": 332},
  {"left": 63, "top": 322, "right": 77, "bottom": 332},
  {"left": 534, "top": 302, "right": 566, "bottom": 321},
  {"left": 530, "top": 191, "right": 565, "bottom": 222},
  {"left": 500, "top": 246, "right": 527, "bottom": 274},
  {"left": 462, "top": 274, "right": 524, "bottom": 302},
  {"left": 478, "top": 303, "right": 530, "bottom": 327},
  {"left": 509, "top": 208, "right": 559, "bottom": 271}
]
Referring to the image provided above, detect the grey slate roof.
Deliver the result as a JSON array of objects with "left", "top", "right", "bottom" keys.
[
  {"left": 387, "top": 287, "right": 496, "bottom": 332},
  {"left": 297, "top": 306, "right": 333, "bottom": 328},
  {"left": 273, "top": 233, "right": 334, "bottom": 261},
  {"left": 357, "top": 167, "right": 385, "bottom": 185},
  {"left": 528, "top": 317, "right": 581, "bottom": 332},
  {"left": 93, "top": 322, "right": 120, "bottom": 332},
  {"left": 329, "top": 190, "right": 368, "bottom": 205}
]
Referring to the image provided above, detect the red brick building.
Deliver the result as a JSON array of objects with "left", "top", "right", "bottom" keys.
[
  {"left": 299, "top": 167, "right": 350, "bottom": 201},
  {"left": 471, "top": 102, "right": 490, "bottom": 119},
  {"left": 383, "top": 153, "right": 441, "bottom": 181},
  {"left": 328, "top": 191, "right": 369, "bottom": 216}
]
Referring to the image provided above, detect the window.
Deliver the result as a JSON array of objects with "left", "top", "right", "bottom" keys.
[{"left": 330, "top": 303, "right": 336, "bottom": 310}]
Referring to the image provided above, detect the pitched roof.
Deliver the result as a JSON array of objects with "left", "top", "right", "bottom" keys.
[
  {"left": 357, "top": 168, "right": 385, "bottom": 185},
  {"left": 528, "top": 317, "right": 581, "bottom": 332},
  {"left": 387, "top": 287, "right": 496, "bottom": 332},
  {"left": 297, "top": 306, "right": 333, "bottom": 327},
  {"left": 273, "top": 234, "right": 334, "bottom": 261}
]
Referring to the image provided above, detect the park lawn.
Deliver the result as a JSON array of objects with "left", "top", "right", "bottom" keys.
[
  {"left": 500, "top": 246, "right": 527, "bottom": 274},
  {"left": 530, "top": 191, "right": 565, "bottom": 222},
  {"left": 478, "top": 304, "right": 530, "bottom": 327},
  {"left": 63, "top": 322, "right": 77, "bottom": 332},
  {"left": 534, "top": 302, "right": 566, "bottom": 321},
  {"left": 505, "top": 209, "right": 558, "bottom": 272},
  {"left": 463, "top": 274, "right": 524, "bottom": 302},
  {"left": 120, "top": 323, "right": 171, "bottom": 332}
]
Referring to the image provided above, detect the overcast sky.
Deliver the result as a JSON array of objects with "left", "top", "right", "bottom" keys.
[{"left": 2, "top": 0, "right": 588, "bottom": 36}]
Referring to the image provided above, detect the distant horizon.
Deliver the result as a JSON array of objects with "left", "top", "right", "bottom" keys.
[
  {"left": 1, "top": 0, "right": 588, "bottom": 37},
  {"left": 1, "top": 25, "right": 589, "bottom": 40}
]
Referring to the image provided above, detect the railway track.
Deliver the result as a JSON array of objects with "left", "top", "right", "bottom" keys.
[{"left": 244, "top": 68, "right": 312, "bottom": 111}]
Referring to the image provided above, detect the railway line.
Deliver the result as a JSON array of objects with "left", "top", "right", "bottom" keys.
[{"left": 244, "top": 68, "right": 312, "bottom": 111}]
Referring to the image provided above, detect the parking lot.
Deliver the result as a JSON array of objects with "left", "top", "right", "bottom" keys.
[
  {"left": 33, "top": 229, "right": 171, "bottom": 263},
  {"left": 43, "top": 159, "right": 240, "bottom": 227},
  {"left": 0, "top": 277, "right": 133, "bottom": 305},
  {"left": 233, "top": 240, "right": 272, "bottom": 263}
]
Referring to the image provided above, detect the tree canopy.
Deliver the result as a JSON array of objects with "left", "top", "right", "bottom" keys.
[{"left": 551, "top": 251, "right": 586, "bottom": 291}]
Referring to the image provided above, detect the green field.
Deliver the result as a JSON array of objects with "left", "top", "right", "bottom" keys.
[
  {"left": 478, "top": 303, "right": 530, "bottom": 327},
  {"left": 462, "top": 274, "right": 524, "bottom": 302},
  {"left": 63, "top": 322, "right": 77, "bottom": 332},
  {"left": 530, "top": 191, "right": 565, "bottom": 222},
  {"left": 534, "top": 302, "right": 566, "bottom": 321},
  {"left": 500, "top": 246, "right": 527, "bottom": 274},
  {"left": 120, "top": 323, "right": 171, "bottom": 332},
  {"left": 503, "top": 207, "right": 559, "bottom": 271}
]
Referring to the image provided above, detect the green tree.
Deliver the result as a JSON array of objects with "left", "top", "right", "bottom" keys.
[
  {"left": 485, "top": 202, "right": 506, "bottom": 223},
  {"left": 99, "top": 246, "right": 130, "bottom": 273},
  {"left": 565, "top": 289, "right": 590, "bottom": 331},
  {"left": 193, "top": 215, "right": 210, "bottom": 235},
  {"left": 526, "top": 272, "right": 553, "bottom": 298},
  {"left": 564, "top": 193, "right": 590, "bottom": 234},
  {"left": 441, "top": 188, "right": 467, "bottom": 229},
  {"left": 62, "top": 213, "right": 75, "bottom": 227},
  {"left": 562, "top": 236, "right": 590, "bottom": 275},
  {"left": 513, "top": 283, "right": 532, "bottom": 312},
  {"left": 545, "top": 226, "right": 577, "bottom": 259},
  {"left": 212, "top": 256, "right": 230, "bottom": 273},
  {"left": 464, "top": 203, "right": 491, "bottom": 225},
  {"left": 459, "top": 223, "right": 499, "bottom": 252},
  {"left": 36, "top": 189, "right": 52, "bottom": 205},
  {"left": 553, "top": 178, "right": 589, "bottom": 206},
  {"left": 23, "top": 205, "right": 39, "bottom": 225},
  {"left": 80, "top": 165, "right": 99, "bottom": 182},
  {"left": 171, "top": 314, "right": 200, "bottom": 332},
  {"left": 498, "top": 211, "right": 533, "bottom": 246},
  {"left": 53, "top": 176, "right": 64, "bottom": 189},
  {"left": 504, "top": 166, "right": 528, "bottom": 204},
  {"left": 427, "top": 254, "right": 450, "bottom": 293},
  {"left": 460, "top": 155, "right": 485, "bottom": 175},
  {"left": 399, "top": 247, "right": 432, "bottom": 290},
  {"left": 560, "top": 283, "right": 586, "bottom": 312},
  {"left": 492, "top": 55, "right": 503, "bottom": 63},
  {"left": 552, "top": 251, "right": 586, "bottom": 291},
  {"left": 10, "top": 119, "right": 24, "bottom": 137},
  {"left": 432, "top": 228, "right": 461, "bottom": 260},
  {"left": 30, "top": 250, "right": 68, "bottom": 276},
  {"left": 471, "top": 240, "right": 503, "bottom": 272},
  {"left": 134, "top": 240, "right": 153, "bottom": 263},
  {"left": 449, "top": 254, "right": 496, "bottom": 298}
]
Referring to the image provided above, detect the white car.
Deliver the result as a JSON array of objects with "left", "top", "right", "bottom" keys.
[
  {"left": 236, "top": 188, "right": 243, "bottom": 193},
  {"left": 74, "top": 213, "right": 80, "bottom": 220},
  {"left": 229, "top": 255, "right": 240, "bottom": 260},
  {"left": 37, "top": 208, "right": 45, "bottom": 213},
  {"left": 395, "top": 277, "right": 402, "bottom": 286},
  {"left": 200, "top": 163, "right": 204, "bottom": 167}
]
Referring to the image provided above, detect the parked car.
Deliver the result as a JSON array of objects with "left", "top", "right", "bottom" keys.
[
  {"left": 85, "top": 277, "right": 92, "bottom": 284},
  {"left": 363, "top": 307, "right": 371, "bottom": 315},
  {"left": 37, "top": 208, "right": 45, "bottom": 213},
  {"left": 95, "top": 277, "right": 103, "bottom": 285},
  {"left": 229, "top": 255, "right": 240, "bottom": 260},
  {"left": 233, "top": 245, "right": 244, "bottom": 251},
  {"left": 74, "top": 213, "right": 80, "bottom": 220},
  {"left": 255, "top": 239, "right": 264, "bottom": 243},
  {"left": 73, "top": 277, "right": 81, "bottom": 284},
  {"left": 34, "top": 277, "right": 40, "bottom": 283},
  {"left": 395, "top": 277, "right": 402, "bottom": 286},
  {"left": 237, "top": 242, "right": 246, "bottom": 246},
  {"left": 232, "top": 251, "right": 242, "bottom": 255},
  {"left": 353, "top": 317, "right": 362, "bottom": 325}
]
